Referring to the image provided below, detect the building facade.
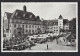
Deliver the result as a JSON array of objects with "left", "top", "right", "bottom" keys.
[
  {"left": 43, "top": 15, "right": 69, "bottom": 35},
  {"left": 69, "top": 18, "right": 76, "bottom": 34},
  {"left": 3, "top": 6, "right": 69, "bottom": 38}
]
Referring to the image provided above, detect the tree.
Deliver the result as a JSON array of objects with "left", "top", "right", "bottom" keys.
[{"left": 63, "top": 19, "right": 69, "bottom": 25}]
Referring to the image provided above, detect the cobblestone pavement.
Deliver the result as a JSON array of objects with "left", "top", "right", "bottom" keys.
[{"left": 22, "top": 39, "right": 76, "bottom": 51}]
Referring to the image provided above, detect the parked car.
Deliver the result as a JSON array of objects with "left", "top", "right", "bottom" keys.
[
  {"left": 13, "top": 45, "right": 20, "bottom": 50},
  {"left": 11, "top": 41, "right": 30, "bottom": 50},
  {"left": 38, "top": 39, "right": 46, "bottom": 44},
  {"left": 29, "top": 40, "right": 35, "bottom": 47},
  {"left": 6, "top": 45, "right": 12, "bottom": 50},
  {"left": 18, "top": 43, "right": 26, "bottom": 50},
  {"left": 3, "top": 47, "right": 7, "bottom": 50}
]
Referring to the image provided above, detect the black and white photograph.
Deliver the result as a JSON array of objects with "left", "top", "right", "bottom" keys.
[{"left": 1, "top": 2, "right": 78, "bottom": 52}]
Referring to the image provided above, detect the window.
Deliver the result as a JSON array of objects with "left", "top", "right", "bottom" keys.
[
  {"left": 26, "top": 25, "right": 27, "bottom": 28},
  {"left": 23, "top": 14, "right": 26, "bottom": 17},
  {"left": 20, "top": 21, "right": 22, "bottom": 23},
  {"left": 18, "top": 16, "right": 21, "bottom": 18},
  {"left": 43, "top": 26, "right": 44, "bottom": 28},
  {"left": 26, "top": 30, "right": 28, "bottom": 32},
  {"left": 10, "top": 30, "right": 11, "bottom": 33},
  {"left": 60, "top": 24, "right": 61, "bottom": 25},
  {"left": 29, "top": 30, "right": 31, "bottom": 32},
  {"left": 35, "top": 30, "right": 36, "bottom": 32},
  {"left": 22, "top": 30, "right": 24, "bottom": 33},
  {"left": 38, "top": 26, "right": 39, "bottom": 28},
  {"left": 10, "top": 24, "right": 11, "bottom": 27},
  {"left": 14, "top": 24, "right": 16, "bottom": 27},
  {"left": 32, "top": 30, "right": 34, "bottom": 33},
  {"left": 18, "top": 24, "right": 20, "bottom": 27},
  {"left": 16, "top": 12, "right": 18, "bottom": 16},
  {"left": 22, "top": 25, "right": 24, "bottom": 27},
  {"left": 29, "top": 25, "right": 31, "bottom": 28},
  {"left": 6, "top": 29, "right": 9, "bottom": 33},
  {"left": 47, "top": 23, "right": 48, "bottom": 25},
  {"left": 4, "top": 30, "right": 5, "bottom": 32},
  {"left": 14, "top": 29, "right": 16, "bottom": 33},
  {"left": 32, "top": 25, "right": 34, "bottom": 28},
  {"left": 29, "top": 15, "right": 32, "bottom": 18},
  {"left": 13, "top": 20, "right": 16, "bottom": 22},
  {"left": 35, "top": 25, "right": 36, "bottom": 28}
]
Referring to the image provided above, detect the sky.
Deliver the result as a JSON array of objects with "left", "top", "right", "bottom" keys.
[{"left": 1, "top": 2, "right": 78, "bottom": 20}]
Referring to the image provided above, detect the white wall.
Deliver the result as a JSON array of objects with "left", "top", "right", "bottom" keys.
[
  {"left": 52, "top": 25, "right": 59, "bottom": 34},
  {"left": 58, "top": 19, "right": 63, "bottom": 29},
  {"left": 9, "top": 19, "right": 45, "bottom": 36}
]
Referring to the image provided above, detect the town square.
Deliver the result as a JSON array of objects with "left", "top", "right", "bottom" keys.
[{"left": 1, "top": 2, "right": 78, "bottom": 52}]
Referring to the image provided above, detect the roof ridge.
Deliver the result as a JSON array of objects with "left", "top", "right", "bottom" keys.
[{"left": 5, "top": 12, "right": 12, "bottom": 14}]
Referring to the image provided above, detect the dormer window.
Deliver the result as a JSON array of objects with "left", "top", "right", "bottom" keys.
[
  {"left": 29, "top": 15, "right": 32, "bottom": 18},
  {"left": 50, "top": 22, "right": 52, "bottom": 24},
  {"left": 16, "top": 12, "right": 18, "bottom": 16},
  {"left": 18, "top": 16, "right": 21, "bottom": 19},
  {"left": 23, "top": 14, "right": 26, "bottom": 17},
  {"left": 16, "top": 20, "right": 18, "bottom": 23},
  {"left": 14, "top": 24, "right": 16, "bottom": 27},
  {"left": 18, "top": 24, "right": 20, "bottom": 27},
  {"left": 26, "top": 18, "right": 28, "bottom": 19}
]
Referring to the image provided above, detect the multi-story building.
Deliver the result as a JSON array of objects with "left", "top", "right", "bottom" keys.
[
  {"left": 3, "top": 6, "right": 69, "bottom": 38},
  {"left": 43, "top": 20, "right": 59, "bottom": 34},
  {"left": 58, "top": 15, "right": 63, "bottom": 29},
  {"left": 3, "top": 6, "right": 45, "bottom": 37},
  {"left": 69, "top": 18, "right": 76, "bottom": 34},
  {"left": 43, "top": 15, "right": 69, "bottom": 35},
  {"left": 63, "top": 19, "right": 69, "bottom": 31}
]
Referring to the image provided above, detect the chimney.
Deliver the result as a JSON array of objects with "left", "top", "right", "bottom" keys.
[{"left": 23, "top": 5, "right": 26, "bottom": 12}]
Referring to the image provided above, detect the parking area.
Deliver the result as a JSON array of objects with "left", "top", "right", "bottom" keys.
[
  {"left": 22, "top": 39, "right": 76, "bottom": 51},
  {"left": 3, "top": 32, "right": 76, "bottom": 51}
]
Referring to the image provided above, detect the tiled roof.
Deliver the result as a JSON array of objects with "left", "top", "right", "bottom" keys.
[
  {"left": 58, "top": 15, "right": 63, "bottom": 19},
  {"left": 5, "top": 9, "right": 41, "bottom": 21},
  {"left": 5, "top": 12, "right": 12, "bottom": 19},
  {"left": 43, "top": 20, "right": 58, "bottom": 25},
  {"left": 67, "top": 34, "right": 76, "bottom": 40}
]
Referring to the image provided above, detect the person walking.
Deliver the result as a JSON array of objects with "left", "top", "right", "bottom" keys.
[
  {"left": 28, "top": 42, "right": 31, "bottom": 50},
  {"left": 47, "top": 44, "right": 48, "bottom": 50},
  {"left": 29, "top": 45, "right": 31, "bottom": 50},
  {"left": 56, "top": 36, "right": 59, "bottom": 44},
  {"left": 56, "top": 39, "right": 58, "bottom": 44}
]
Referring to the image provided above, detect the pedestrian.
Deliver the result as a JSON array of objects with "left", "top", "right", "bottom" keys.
[
  {"left": 56, "top": 37, "right": 58, "bottom": 44},
  {"left": 47, "top": 44, "right": 48, "bottom": 50},
  {"left": 29, "top": 45, "right": 31, "bottom": 50},
  {"left": 28, "top": 42, "right": 31, "bottom": 50},
  {"left": 57, "top": 39, "right": 58, "bottom": 44}
]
